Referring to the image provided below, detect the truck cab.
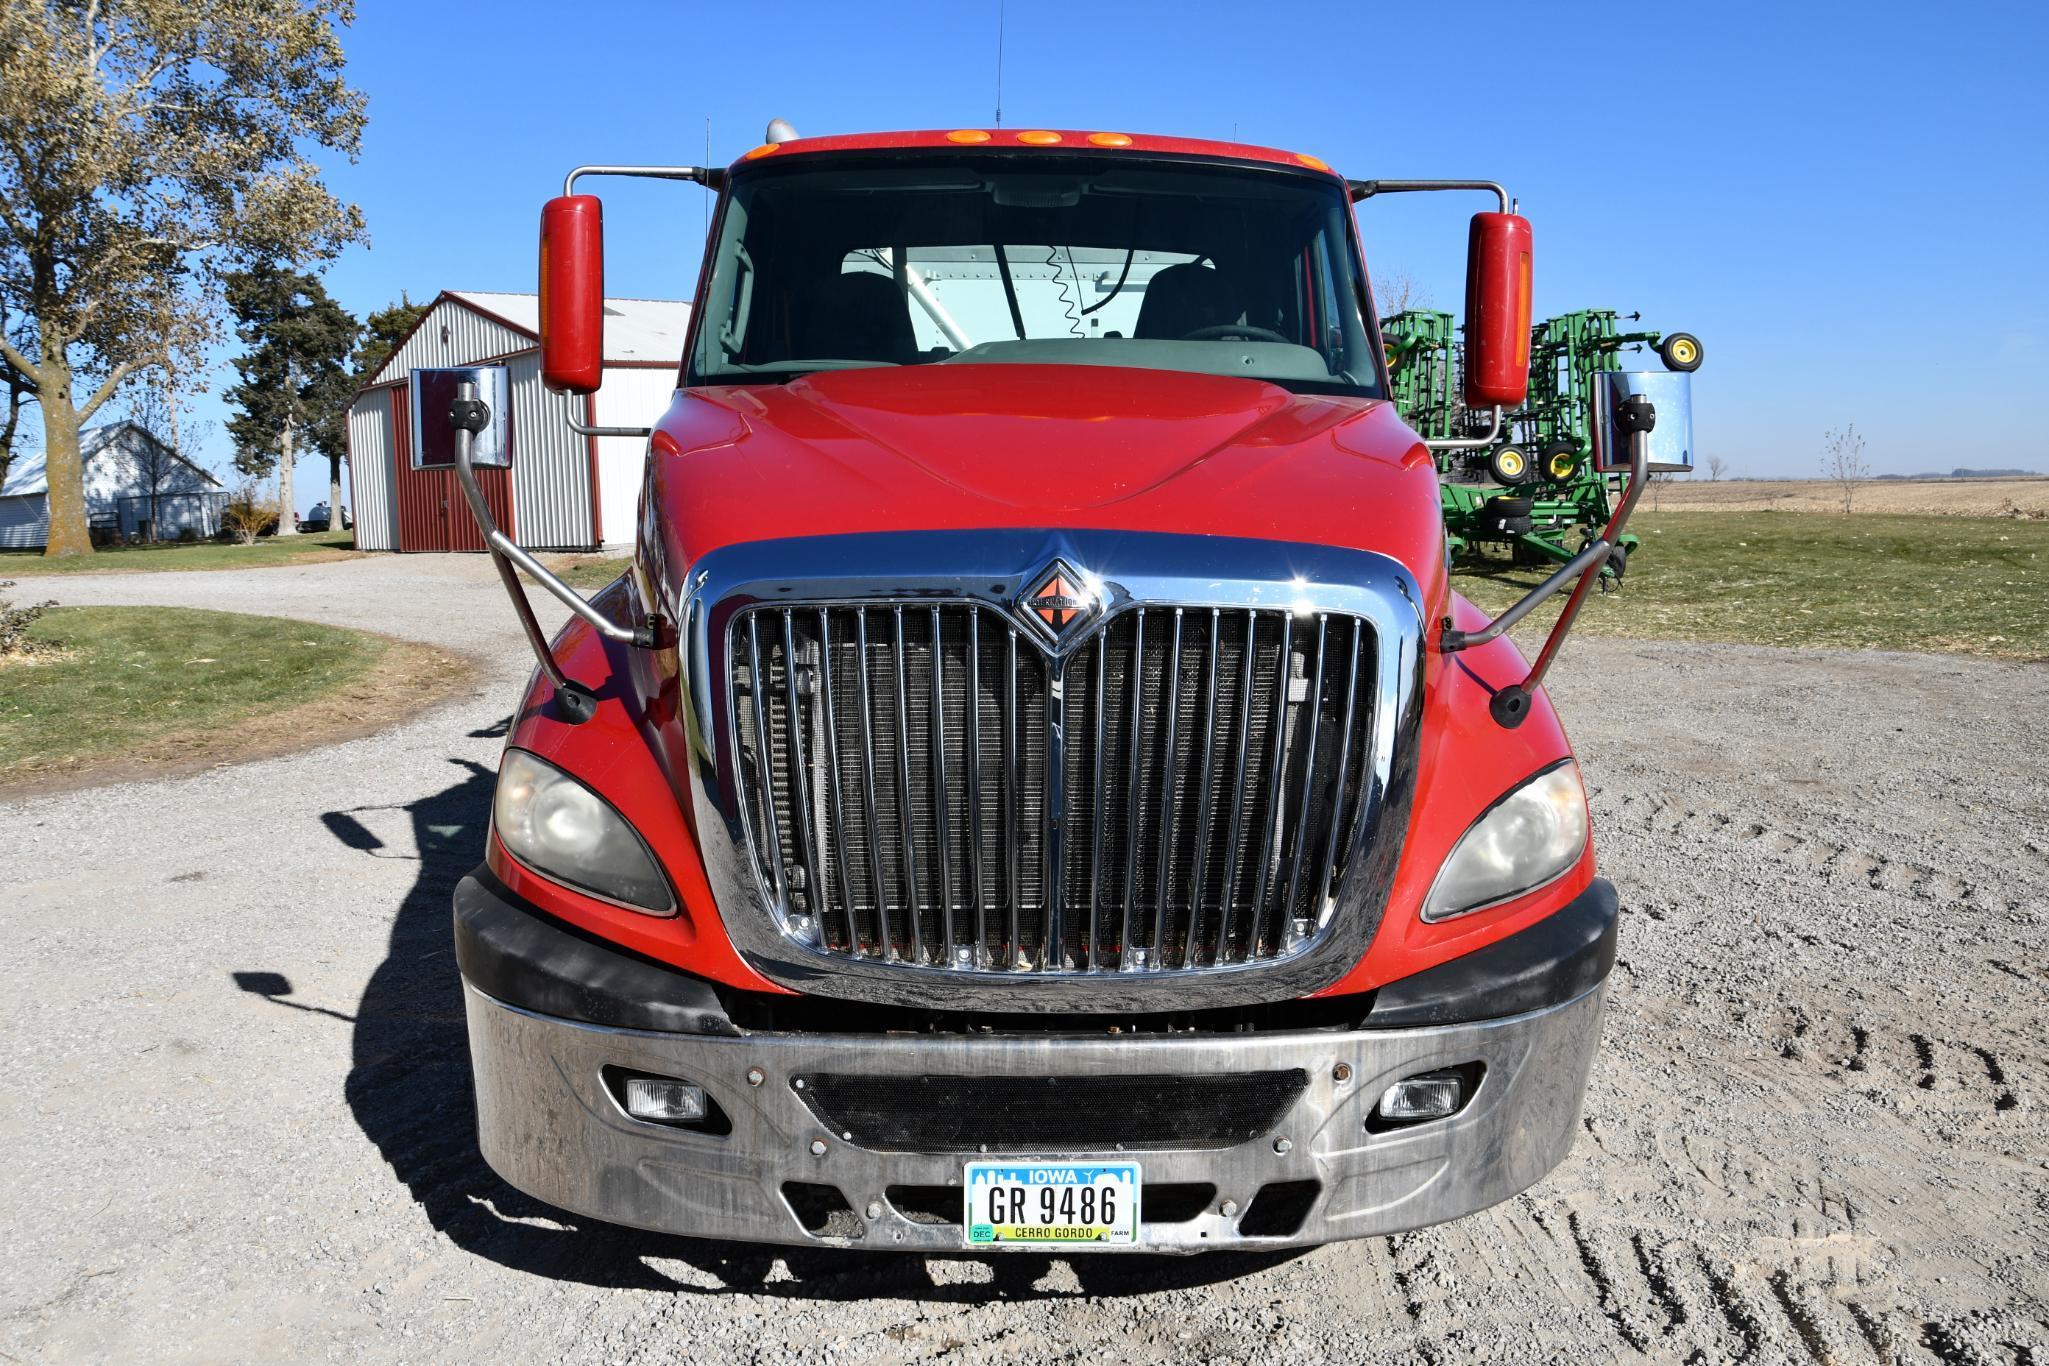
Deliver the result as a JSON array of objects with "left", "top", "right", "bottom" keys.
[{"left": 452, "top": 128, "right": 1621, "bottom": 1251}]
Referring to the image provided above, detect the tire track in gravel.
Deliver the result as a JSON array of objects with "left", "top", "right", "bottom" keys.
[{"left": 1599, "top": 790, "right": 2006, "bottom": 914}]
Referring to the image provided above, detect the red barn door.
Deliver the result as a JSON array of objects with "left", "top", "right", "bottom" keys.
[{"left": 391, "top": 381, "right": 512, "bottom": 552}]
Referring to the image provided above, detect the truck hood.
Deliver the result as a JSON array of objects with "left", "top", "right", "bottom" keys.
[
  {"left": 647, "top": 363, "right": 1447, "bottom": 585},
  {"left": 755, "top": 364, "right": 1331, "bottom": 511}
]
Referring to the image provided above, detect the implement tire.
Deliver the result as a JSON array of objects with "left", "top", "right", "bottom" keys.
[
  {"left": 1542, "top": 440, "right": 1582, "bottom": 482},
  {"left": 1488, "top": 445, "right": 1532, "bottom": 486},
  {"left": 1659, "top": 332, "right": 1704, "bottom": 372}
]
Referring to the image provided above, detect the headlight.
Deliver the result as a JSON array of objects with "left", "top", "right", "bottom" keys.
[
  {"left": 493, "top": 749, "right": 674, "bottom": 914},
  {"left": 1422, "top": 761, "right": 1588, "bottom": 922}
]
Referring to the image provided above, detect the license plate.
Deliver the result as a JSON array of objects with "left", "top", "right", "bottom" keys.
[{"left": 963, "top": 1161, "right": 1142, "bottom": 1246}]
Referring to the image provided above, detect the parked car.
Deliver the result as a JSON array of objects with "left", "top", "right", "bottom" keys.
[{"left": 297, "top": 502, "right": 351, "bottom": 533}]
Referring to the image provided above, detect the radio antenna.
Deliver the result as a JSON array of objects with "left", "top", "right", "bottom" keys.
[{"left": 994, "top": 0, "right": 1005, "bottom": 128}]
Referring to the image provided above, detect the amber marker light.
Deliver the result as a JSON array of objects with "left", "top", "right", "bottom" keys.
[
  {"left": 743, "top": 143, "right": 779, "bottom": 160},
  {"left": 1016, "top": 130, "right": 1063, "bottom": 145},
  {"left": 1087, "top": 132, "right": 1133, "bottom": 147},
  {"left": 1295, "top": 152, "right": 1331, "bottom": 172},
  {"left": 946, "top": 129, "right": 992, "bottom": 144}
]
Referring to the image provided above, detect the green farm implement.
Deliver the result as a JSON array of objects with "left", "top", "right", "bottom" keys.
[{"left": 1385, "top": 307, "right": 1702, "bottom": 577}]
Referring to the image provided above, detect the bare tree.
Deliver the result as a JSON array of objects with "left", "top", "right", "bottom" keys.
[
  {"left": 124, "top": 377, "right": 201, "bottom": 540},
  {"left": 1706, "top": 453, "right": 1729, "bottom": 482},
  {"left": 1375, "top": 269, "right": 1429, "bottom": 318},
  {"left": 1821, "top": 424, "right": 1869, "bottom": 514}
]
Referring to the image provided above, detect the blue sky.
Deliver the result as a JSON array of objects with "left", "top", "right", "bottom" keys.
[{"left": 165, "top": 1, "right": 2049, "bottom": 497}]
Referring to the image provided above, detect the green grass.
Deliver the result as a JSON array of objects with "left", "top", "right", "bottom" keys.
[
  {"left": 0, "top": 530, "right": 359, "bottom": 575},
  {"left": 544, "top": 553, "right": 632, "bottom": 593},
  {"left": 530, "top": 512, "right": 2049, "bottom": 662},
  {"left": 1453, "top": 511, "right": 2049, "bottom": 661},
  {"left": 0, "top": 606, "right": 393, "bottom": 783}
]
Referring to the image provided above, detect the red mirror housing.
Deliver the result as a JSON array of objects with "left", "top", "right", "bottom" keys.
[
  {"left": 1462, "top": 212, "right": 1533, "bottom": 409},
  {"left": 539, "top": 195, "right": 604, "bottom": 394}
]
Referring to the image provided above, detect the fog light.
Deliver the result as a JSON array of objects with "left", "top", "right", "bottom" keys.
[
  {"left": 1376, "top": 1071, "right": 1465, "bottom": 1123},
  {"left": 623, "top": 1076, "right": 708, "bottom": 1124}
]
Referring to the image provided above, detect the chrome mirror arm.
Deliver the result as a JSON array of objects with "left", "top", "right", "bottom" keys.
[
  {"left": 562, "top": 164, "right": 718, "bottom": 197},
  {"left": 1441, "top": 395, "right": 1656, "bottom": 728},
  {"left": 450, "top": 380, "right": 654, "bottom": 724},
  {"left": 1348, "top": 179, "right": 1511, "bottom": 214},
  {"left": 1347, "top": 180, "right": 1515, "bottom": 454},
  {"left": 552, "top": 165, "right": 718, "bottom": 440},
  {"left": 1424, "top": 404, "right": 1502, "bottom": 453}
]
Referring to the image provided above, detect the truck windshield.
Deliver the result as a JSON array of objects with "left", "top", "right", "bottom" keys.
[{"left": 689, "top": 153, "right": 1382, "bottom": 399}]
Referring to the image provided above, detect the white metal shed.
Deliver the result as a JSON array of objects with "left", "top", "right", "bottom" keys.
[
  {"left": 346, "top": 290, "right": 688, "bottom": 552},
  {"left": 0, "top": 422, "right": 224, "bottom": 549}
]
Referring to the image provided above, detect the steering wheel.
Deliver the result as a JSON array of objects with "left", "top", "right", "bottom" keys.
[{"left": 1179, "top": 323, "right": 1292, "bottom": 345}]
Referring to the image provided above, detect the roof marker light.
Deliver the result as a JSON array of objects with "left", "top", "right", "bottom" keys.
[
  {"left": 1016, "top": 130, "right": 1063, "bottom": 145},
  {"left": 1087, "top": 132, "right": 1133, "bottom": 147},
  {"left": 1295, "top": 152, "right": 1331, "bottom": 172},
  {"left": 743, "top": 143, "right": 779, "bottom": 160},
  {"left": 947, "top": 128, "right": 992, "bottom": 144}
]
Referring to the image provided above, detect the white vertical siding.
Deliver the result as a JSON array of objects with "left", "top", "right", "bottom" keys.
[
  {"left": 505, "top": 352, "right": 598, "bottom": 550},
  {"left": 95, "top": 428, "right": 221, "bottom": 537},
  {"left": 374, "top": 296, "right": 532, "bottom": 384},
  {"left": 80, "top": 436, "right": 132, "bottom": 524},
  {"left": 592, "top": 368, "right": 680, "bottom": 548},
  {"left": 347, "top": 386, "right": 400, "bottom": 551},
  {"left": 0, "top": 493, "right": 48, "bottom": 549},
  {"left": 121, "top": 492, "right": 226, "bottom": 540}
]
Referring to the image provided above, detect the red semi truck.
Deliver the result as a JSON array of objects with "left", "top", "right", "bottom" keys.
[{"left": 449, "top": 127, "right": 1650, "bottom": 1251}]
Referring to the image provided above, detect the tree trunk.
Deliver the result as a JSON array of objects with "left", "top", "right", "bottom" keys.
[
  {"left": 329, "top": 451, "right": 343, "bottom": 542},
  {"left": 39, "top": 349, "right": 92, "bottom": 558},
  {"left": 277, "top": 414, "right": 298, "bottom": 535}
]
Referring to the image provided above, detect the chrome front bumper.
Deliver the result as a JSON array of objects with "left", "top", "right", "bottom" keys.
[{"left": 462, "top": 979, "right": 1607, "bottom": 1251}]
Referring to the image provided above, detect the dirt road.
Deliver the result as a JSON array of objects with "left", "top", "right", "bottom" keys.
[
  {"left": 1657, "top": 476, "right": 2049, "bottom": 518},
  {"left": 2, "top": 557, "right": 2044, "bottom": 1363}
]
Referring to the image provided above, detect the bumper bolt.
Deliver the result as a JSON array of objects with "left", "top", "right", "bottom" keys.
[
  {"left": 1273, "top": 1137, "right": 1293, "bottom": 1155},
  {"left": 1220, "top": 1198, "right": 1239, "bottom": 1219},
  {"left": 865, "top": 1200, "right": 882, "bottom": 1221},
  {"left": 1333, "top": 1062, "right": 1353, "bottom": 1083},
  {"left": 746, "top": 1067, "right": 765, "bottom": 1088},
  {"left": 809, "top": 1138, "right": 828, "bottom": 1157}
]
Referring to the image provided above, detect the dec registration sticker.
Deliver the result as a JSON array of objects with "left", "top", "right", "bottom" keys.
[{"left": 964, "top": 1161, "right": 1141, "bottom": 1246}]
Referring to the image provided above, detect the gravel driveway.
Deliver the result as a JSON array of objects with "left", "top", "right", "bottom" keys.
[{"left": 2, "top": 557, "right": 2044, "bottom": 1363}]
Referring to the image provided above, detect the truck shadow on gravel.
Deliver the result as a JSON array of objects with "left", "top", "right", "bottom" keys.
[{"left": 333, "top": 754, "right": 1300, "bottom": 1298}]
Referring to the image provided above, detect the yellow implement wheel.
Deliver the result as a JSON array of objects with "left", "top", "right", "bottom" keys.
[
  {"left": 1488, "top": 445, "right": 1530, "bottom": 485},
  {"left": 1544, "top": 442, "right": 1581, "bottom": 481},
  {"left": 1659, "top": 332, "right": 1703, "bottom": 372}
]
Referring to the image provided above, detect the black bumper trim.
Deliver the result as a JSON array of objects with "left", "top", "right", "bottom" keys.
[
  {"left": 453, "top": 869, "right": 736, "bottom": 1035},
  {"left": 454, "top": 867, "right": 1616, "bottom": 1036},
  {"left": 1363, "top": 878, "right": 1619, "bottom": 1028}
]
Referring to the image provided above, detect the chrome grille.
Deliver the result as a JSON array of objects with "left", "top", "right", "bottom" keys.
[{"left": 730, "top": 602, "right": 1374, "bottom": 975}]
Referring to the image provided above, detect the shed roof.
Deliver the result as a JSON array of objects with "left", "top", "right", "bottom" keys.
[
  {"left": 449, "top": 291, "right": 692, "bottom": 364},
  {"left": 365, "top": 291, "right": 692, "bottom": 388},
  {"left": 1, "top": 422, "right": 218, "bottom": 498}
]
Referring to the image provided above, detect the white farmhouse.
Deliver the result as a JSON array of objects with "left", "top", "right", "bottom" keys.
[{"left": 0, "top": 422, "right": 225, "bottom": 549}]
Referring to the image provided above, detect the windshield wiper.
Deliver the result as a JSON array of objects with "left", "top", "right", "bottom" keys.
[{"left": 992, "top": 244, "right": 1027, "bottom": 340}]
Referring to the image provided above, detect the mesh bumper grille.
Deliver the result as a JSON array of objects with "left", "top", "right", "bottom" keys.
[{"left": 793, "top": 1070, "right": 1310, "bottom": 1152}]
